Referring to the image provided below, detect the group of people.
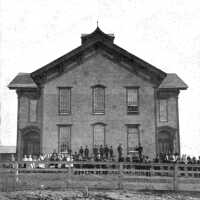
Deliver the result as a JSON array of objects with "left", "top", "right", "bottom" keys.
[
  {"left": 19, "top": 143, "right": 200, "bottom": 166},
  {"left": 19, "top": 144, "right": 128, "bottom": 164},
  {"left": 74, "top": 144, "right": 114, "bottom": 161},
  {"left": 153, "top": 153, "right": 200, "bottom": 164}
]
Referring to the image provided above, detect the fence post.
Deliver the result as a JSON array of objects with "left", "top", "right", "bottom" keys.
[
  {"left": 66, "top": 162, "right": 70, "bottom": 189},
  {"left": 14, "top": 162, "right": 19, "bottom": 191},
  {"left": 150, "top": 163, "right": 153, "bottom": 177},
  {"left": 118, "top": 163, "right": 123, "bottom": 190},
  {"left": 15, "top": 162, "right": 19, "bottom": 183},
  {"left": 173, "top": 163, "right": 178, "bottom": 191}
]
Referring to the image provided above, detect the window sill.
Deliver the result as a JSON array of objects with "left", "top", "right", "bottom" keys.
[
  {"left": 92, "top": 112, "right": 105, "bottom": 115},
  {"left": 58, "top": 113, "right": 72, "bottom": 116},
  {"left": 127, "top": 112, "right": 139, "bottom": 115},
  {"left": 159, "top": 120, "right": 168, "bottom": 122}
]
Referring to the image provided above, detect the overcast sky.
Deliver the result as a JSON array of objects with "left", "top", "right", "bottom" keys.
[{"left": 0, "top": 0, "right": 200, "bottom": 156}]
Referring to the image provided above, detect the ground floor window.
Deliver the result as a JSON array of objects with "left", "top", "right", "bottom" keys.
[
  {"left": 126, "top": 124, "right": 140, "bottom": 153},
  {"left": 58, "top": 125, "right": 71, "bottom": 153},
  {"left": 158, "top": 130, "right": 173, "bottom": 155},
  {"left": 92, "top": 123, "right": 106, "bottom": 146}
]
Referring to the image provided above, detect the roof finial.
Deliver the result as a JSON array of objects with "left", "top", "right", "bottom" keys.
[{"left": 96, "top": 20, "right": 99, "bottom": 28}]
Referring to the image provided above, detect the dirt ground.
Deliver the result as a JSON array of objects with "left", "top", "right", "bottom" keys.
[{"left": 0, "top": 190, "right": 200, "bottom": 200}]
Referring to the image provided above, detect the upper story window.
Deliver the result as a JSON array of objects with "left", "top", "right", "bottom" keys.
[
  {"left": 126, "top": 87, "right": 139, "bottom": 114},
  {"left": 92, "top": 85, "right": 105, "bottom": 114},
  {"left": 29, "top": 99, "right": 37, "bottom": 122},
  {"left": 58, "top": 87, "right": 71, "bottom": 115},
  {"left": 159, "top": 99, "right": 168, "bottom": 122}
]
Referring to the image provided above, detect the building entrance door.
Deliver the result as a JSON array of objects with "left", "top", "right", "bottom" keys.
[
  {"left": 23, "top": 132, "right": 40, "bottom": 157},
  {"left": 158, "top": 130, "right": 173, "bottom": 155}
]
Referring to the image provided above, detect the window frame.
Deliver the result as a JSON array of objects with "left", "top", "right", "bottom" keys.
[
  {"left": 57, "top": 124, "right": 72, "bottom": 153},
  {"left": 126, "top": 87, "right": 139, "bottom": 114},
  {"left": 92, "top": 85, "right": 106, "bottom": 115},
  {"left": 159, "top": 98, "right": 168, "bottom": 122},
  {"left": 92, "top": 122, "right": 106, "bottom": 147},
  {"left": 126, "top": 124, "right": 140, "bottom": 154},
  {"left": 58, "top": 87, "right": 72, "bottom": 115}
]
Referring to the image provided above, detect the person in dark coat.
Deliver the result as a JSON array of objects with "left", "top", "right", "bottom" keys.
[
  {"left": 117, "top": 144, "right": 123, "bottom": 162},
  {"left": 135, "top": 144, "right": 143, "bottom": 162},
  {"left": 79, "top": 146, "right": 84, "bottom": 157},
  {"left": 100, "top": 145, "right": 104, "bottom": 160},
  {"left": 93, "top": 145, "right": 98, "bottom": 160},
  {"left": 104, "top": 145, "right": 109, "bottom": 160},
  {"left": 109, "top": 146, "right": 114, "bottom": 159},
  {"left": 84, "top": 145, "right": 89, "bottom": 159}
]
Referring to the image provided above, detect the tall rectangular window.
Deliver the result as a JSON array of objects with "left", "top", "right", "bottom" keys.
[
  {"left": 159, "top": 99, "right": 168, "bottom": 122},
  {"left": 58, "top": 125, "right": 71, "bottom": 153},
  {"left": 126, "top": 88, "right": 139, "bottom": 114},
  {"left": 93, "top": 123, "right": 105, "bottom": 146},
  {"left": 92, "top": 85, "right": 105, "bottom": 114},
  {"left": 29, "top": 99, "right": 37, "bottom": 122},
  {"left": 58, "top": 87, "right": 71, "bottom": 115},
  {"left": 127, "top": 125, "right": 140, "bottom": 153}
]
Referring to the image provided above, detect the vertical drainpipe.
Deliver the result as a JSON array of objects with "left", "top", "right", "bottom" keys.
[
  {"left": 154, "top": 87, "right": 158, "bottom": 157},
  {"left": 176, "top": 90, "right": 180, "bottom": 155}
]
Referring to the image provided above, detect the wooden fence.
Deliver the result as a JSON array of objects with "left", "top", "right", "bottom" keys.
[{"left": 0, "top": 161, "right": 200, "bottom": 192}]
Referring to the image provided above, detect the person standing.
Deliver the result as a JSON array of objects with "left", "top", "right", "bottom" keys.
[
  {"left": 104, "top": 145, "right": 109, "bottom": 160},
  {"left": 79, "top": 146, "right": 84, "bottom": 157},
  {"left": 93, "top": 145, "right": 98, "bottom": 160},
  {"left": 84, "top": 145, "right": 89, "bottom": 159},
  {"left": 97, "top": 149, "right": 101, "bottom": 161},
  {"left": 100, "top": 145, "right": 104, "bottom": 160},
  {"left": 117, "top": 144, "right": 123, "bottom": 162},
  {"left": 136, "top": 143, "right": 143, "bottom": 162},
  {"left": 109, "top": 146, "right": 114, "bottom": 159}
]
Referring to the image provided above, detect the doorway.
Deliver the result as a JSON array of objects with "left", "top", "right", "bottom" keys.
[
  {"left": 158, "top": 130, "right": 173, "bottom": 155},
  {"left": 22, "top": 131, "right": 40, "bottom": 157}
]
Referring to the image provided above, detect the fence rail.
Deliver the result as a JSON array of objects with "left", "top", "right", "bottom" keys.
[{"left": 1, "top": 161, "right": 200, "bottom": 192}]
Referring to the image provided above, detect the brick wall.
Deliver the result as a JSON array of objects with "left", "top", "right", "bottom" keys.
[{"left": 42, "top": 53, "right": 157, "bottom": 159}]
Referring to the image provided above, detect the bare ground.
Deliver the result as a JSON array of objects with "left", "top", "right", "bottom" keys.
[{"left": 0, "top": 190, "right": 200, "bottom": 200}]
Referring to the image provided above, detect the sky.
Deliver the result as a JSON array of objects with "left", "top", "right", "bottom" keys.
[{"left": 0, "top": 0, "right": 200, "bottom": 156}]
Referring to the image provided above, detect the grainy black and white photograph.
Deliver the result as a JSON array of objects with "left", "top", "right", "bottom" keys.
[{"left": 1, "top": 0, "right": 200, "bottom": 199}]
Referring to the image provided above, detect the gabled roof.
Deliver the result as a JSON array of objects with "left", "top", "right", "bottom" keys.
[
  {"left": 8, "top": 73, "right": 37, "bottom": 89},
  {"left": 8, "top": 27, "right": 188, "bottom": 90},
  {"left": 159, "top": 73, "right": 188, "bottom": 90},
  {"left": 31, "top": 27, "right": 166, "bottom": 84}
]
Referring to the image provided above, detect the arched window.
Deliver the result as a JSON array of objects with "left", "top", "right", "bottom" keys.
[
  {"left": 92, "top": 85, "right": 105, "bottom": 114},
  {"left": 92, "top": 123, "right": 106, "bottom": 146}
]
